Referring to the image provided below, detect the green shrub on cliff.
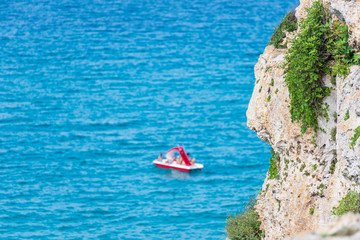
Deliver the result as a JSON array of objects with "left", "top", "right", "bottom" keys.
[
  {"left": 283, "top": 1, "right": 360, "bottom": 137},
  {"left": 331, "top": 127, "right": 336, "bottom": 141},
  {"left": 350, "top": 126, "right": 360, "bottom": 149},
  {"left": 332, "top": 191, "right": 360, "bottom": 216},
  {"left": 268, "top": 10, "right": 297, "bottom": 49},
  {"left": 328, "top": 158, "right": 337, "bottom": 174},
  {"left": 326, "top": 22, "right": 360, "bottom": 77},
  {"left": 344, "top": 109, "right": 350, "bottom": 121},
  {"left": 226, "top": 198, "right": 264, "bottom": 240},
  {"left": 283, "top": 0, "right": 331, "bottom": 135},
  {"left": 268, "top": 149, "right": 280, "bottom": 179}
]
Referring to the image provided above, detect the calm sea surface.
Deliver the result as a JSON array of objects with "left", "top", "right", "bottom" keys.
[{"left": 0, "top": 0, "right": 298, "bottom": 239}]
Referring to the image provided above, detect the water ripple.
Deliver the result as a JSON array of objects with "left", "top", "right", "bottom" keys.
[{"left": 0, "top": 0, "right": 299, "bottom": 239}]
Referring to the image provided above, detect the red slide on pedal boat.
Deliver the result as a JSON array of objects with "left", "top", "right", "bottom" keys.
[{"left": 153, "top": 147, "right": 203, "bottom": 172}]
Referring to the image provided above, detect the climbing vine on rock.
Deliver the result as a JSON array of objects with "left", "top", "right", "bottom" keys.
[
  {"left": 332, "top": 191, "right": 360, "bottom": 216},
  {"left": 350, "top": 126, "right": 360, "bottom": 149},
  {"left": 283, "top": 0, "right": 360, "bottom": 136},
  {"left": 269, "top": 149, "right": 280, "bottom": 180},
  {"left": 283, "top": 0, "right": 330, "bottom": 135},
  {"left": 327, "top": 22, "right": 360, "bottom": 77}
]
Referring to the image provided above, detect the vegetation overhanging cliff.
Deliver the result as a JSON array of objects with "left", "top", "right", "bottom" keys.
[{"left": 226, "top": 0, "right": 360, "bottom": 239}]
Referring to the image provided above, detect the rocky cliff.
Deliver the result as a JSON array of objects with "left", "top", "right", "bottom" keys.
[
  {"left": 293, "top": 213, "right": 360, "bottom": 239},
  {"left": 246, "top": 0, "right": 360, "bottom": 239}
]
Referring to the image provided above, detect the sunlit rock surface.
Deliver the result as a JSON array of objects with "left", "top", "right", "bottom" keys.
[
  {"left": 246, "top": 0, "right": 360, "bottom": 238},
  {"left": 291, "top": 214, "right": 360, "bottom": 240}
]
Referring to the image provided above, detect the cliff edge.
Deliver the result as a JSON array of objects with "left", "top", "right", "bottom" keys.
[{"left": 246, "top": 0, "right": 360, "bottom": 239}]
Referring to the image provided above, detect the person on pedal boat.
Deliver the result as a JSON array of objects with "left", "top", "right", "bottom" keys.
[
  {"left": 157, "top": 153, "right": 163, "bottom": 162},
  {"left": 187, "top": 153, "right": 196, "bottom": 165}
]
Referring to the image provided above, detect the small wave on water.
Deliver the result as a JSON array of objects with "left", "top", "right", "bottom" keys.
[{"left": 0, "top": 0, "right": 298, "bottom": 239}]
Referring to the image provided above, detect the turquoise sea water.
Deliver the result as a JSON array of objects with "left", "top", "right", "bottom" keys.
[{"left": 1, "top": 0, "right": 298, "bottom": 239}]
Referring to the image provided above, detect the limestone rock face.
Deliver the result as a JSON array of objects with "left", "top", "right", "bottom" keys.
[
  {"left": 291, "top": 213, "right": 360, "bottom": 240},
  {"left": 295, "top": 0, "right": 314, "bottom": 20},
  {"left": 246, "top": 0, "right": 360, "bottom": 239},
  {"left": 337, "top": 66, "right": 360, "bottom": 184}
]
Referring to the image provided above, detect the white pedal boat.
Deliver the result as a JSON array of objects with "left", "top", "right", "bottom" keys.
[
  {"left": 153, "top": 147, "right": 203, "bottom": 172},
  {"left": 153, "top": 159, "right": 204, "bottom": 172}
]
